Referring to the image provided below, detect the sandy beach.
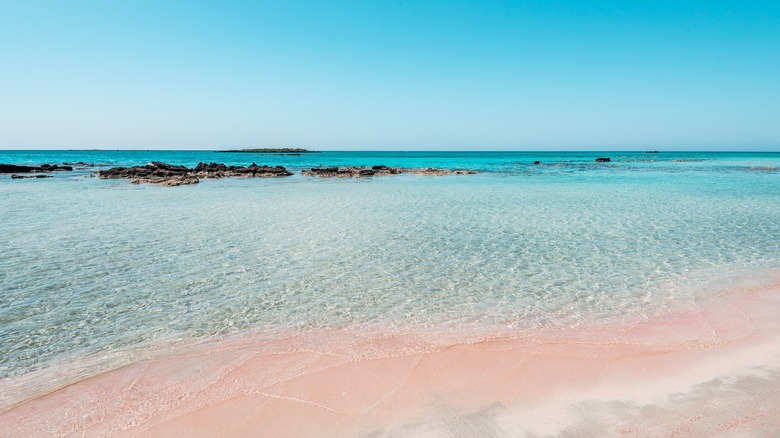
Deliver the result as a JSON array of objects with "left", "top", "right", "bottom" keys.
[{"left": 3, "top": 278, "right": 780, "bottom": 437}]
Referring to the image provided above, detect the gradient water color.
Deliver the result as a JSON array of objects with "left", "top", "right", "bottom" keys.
[{"left": 2, "top": 150, "right": 779, "bottom": 409}]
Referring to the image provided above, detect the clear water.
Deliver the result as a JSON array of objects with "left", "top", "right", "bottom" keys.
[{"left": 1, "top": 150, "right": 780, "bottom": 390}]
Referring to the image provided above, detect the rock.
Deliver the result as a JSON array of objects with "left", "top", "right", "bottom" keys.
[
  {"left": 595, "top": 157, "right": 611, "bottom": 162},
  {"left": 97, "top": 162, "right": 292, "bottom": 185},
  {"left": 302, "top": 166, "right": 387, "bottom": 178},
  {"left": 301, "top": 167, "right": 341, "bottom": 177},
  {"left": 243, "top": 164, "right": 293, "bottom": 177},
  {"left": 40, "top": 164, "right": 73, "bottom": 171},
  {"left": 532, "top": 161, "right": 541, "bottom": 165},
  {"left": 0, "top": 163, "right": 73, "bottom": 173},
  {"left": 148, "top": 162, "right": 188, "bottom": 172},
  {"left": 1, "top": 164, "right": 36, "bottom": 173},
  {"left": 404, "top": 168, "right": 447, "bottom": 176},
  {"left": 191, "top": 162, "right": 292, "bottom": 178},
  {"left": 374, "top": 166, "right": 402, "bottom": 175},
  {"left": 130, "top": 175, "right": 199, "bottom": 186}
]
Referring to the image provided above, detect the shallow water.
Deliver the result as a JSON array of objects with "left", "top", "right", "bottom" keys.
[{"left": 1, "top": 150, "right": 779, "bottom": 404}]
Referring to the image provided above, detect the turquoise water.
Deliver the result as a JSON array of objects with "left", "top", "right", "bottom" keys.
[
  {"left": 2, "top": 149, "right": 780, "bottom": 174},
  {"left": 1, "top": 150, "right": 780, "bottom": 402}
]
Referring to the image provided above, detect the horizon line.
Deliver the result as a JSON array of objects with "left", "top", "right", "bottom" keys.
[{"left": 2, "top": 148, "right": 780, "bottom": 153}]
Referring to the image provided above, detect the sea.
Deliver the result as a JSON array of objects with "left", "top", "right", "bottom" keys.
[{"left": 1, "top": 150, "right": 780, "bottom": 408}]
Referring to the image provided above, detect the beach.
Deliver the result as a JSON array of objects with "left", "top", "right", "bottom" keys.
[
  {"left": 3, "top": 275, "right": 780, "bottom": 436},
  {"left": 2, "top": 151, "right": 780, "bottom": 436}
]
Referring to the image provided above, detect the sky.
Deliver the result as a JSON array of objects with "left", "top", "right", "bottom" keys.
[{"left": 0, "top": 0, "right": 778, "bottom": 151}]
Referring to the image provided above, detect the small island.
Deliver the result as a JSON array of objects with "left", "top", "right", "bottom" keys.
[{"left": 217, "top": 148, "right": 317, "bottom": 154}]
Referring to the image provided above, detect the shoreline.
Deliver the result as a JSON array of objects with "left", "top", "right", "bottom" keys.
[{"left": 3, "top": 280, "right": 780, "bottom": 436}]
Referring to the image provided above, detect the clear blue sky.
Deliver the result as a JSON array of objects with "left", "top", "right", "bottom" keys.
[{"left": 1, "top": 1, "right": 778, "bottom": 150}]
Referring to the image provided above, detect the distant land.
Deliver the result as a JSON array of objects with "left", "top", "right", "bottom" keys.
[{"left": 217, "top": 148, "right": 317, "bottom": 153}]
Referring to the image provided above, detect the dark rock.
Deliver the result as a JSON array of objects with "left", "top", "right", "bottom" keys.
[
  {"left": 1, "top": 164, "right": 36, "bottom": 173},
  {"left": 302, "top": 167, "right": 340, "bottom": 177},
  {"left": 149, "top": 162, "right": 188, "bottom": 172},
  {"left": 595, "top": 157, "right": 611, "bottom": 162},
  {"left": 0, "top": 163, "right": 73, "bottom": 173},
  {"left": 532, "top": 161, "right": 541, "bottom": 165},
  {"left": 40, "top": 163, "right": 73, "bottom": 171},
  {"left": 98, "top": 161, "right": 292, "bottom": 185},
  {"left": 130, "top": 175, "right": 199, "bottom": 186}
]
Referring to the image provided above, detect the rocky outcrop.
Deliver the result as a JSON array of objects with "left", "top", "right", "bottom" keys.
[
  {"left": 97, "top": 162, "right": 197, "bottom": 186},
  {"left": 0, "top": 164, "right": 73, "bottom": 173},
  {"left": 301, "top": 166, "right": 476, "bottom": 178},
  {"left": 301, "top": 167, "right": 391, "bottom": 178},
  {"left": 193, "top": 162, "right": 292, "bottom": 178},
  {"left": 595, "top": 157, "right": 611, "bottom": 162},
  {"left": 97, "top": 162, "right": 292, "bottom": 185}
]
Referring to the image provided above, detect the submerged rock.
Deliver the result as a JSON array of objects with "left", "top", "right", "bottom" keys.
[
  {"left": 130, "top": 175, "right": 199, "bottom": 186},
  {"left": 11, "top": 174, "right": 52, "bottom": 179},
  {"left": 301, "top": 166, "right": 476, "bottom": 178},
  {"left": 302, "top": 167, "right": 367, "bottom": 178},
  {"left": 746, "top": 166, "right": 778, "bottom": 173},
  {"left": 97, "top": 162, "right": 292, "bottom": 185},
  {"left": 404, "top": 168, "right": 477, "bottom": 176}
]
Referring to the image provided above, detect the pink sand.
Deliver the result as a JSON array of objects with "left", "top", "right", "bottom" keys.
[{"left": 3, "top": 283, "right": 780, "bottom": 437}]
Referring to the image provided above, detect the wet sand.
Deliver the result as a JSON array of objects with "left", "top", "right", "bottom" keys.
[{"left": 2, "top": 283, "right": 780, "bottom": 437}]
